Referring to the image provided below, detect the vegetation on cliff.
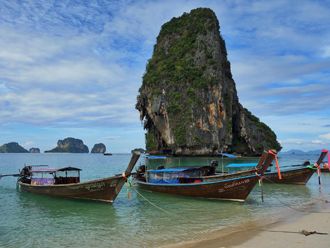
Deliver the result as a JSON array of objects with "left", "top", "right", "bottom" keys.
[
  {"left": 91, "top": 143, "right": 106, "bottom": 153},
  {"left": 136, "top": 8, "right": 281, "bottom": 156},
  {"left": 45, "top": 137, "right": 89, "bottom": 153},
  {"left": 0, "top": 142, "right": 29, "bottom": 153}
]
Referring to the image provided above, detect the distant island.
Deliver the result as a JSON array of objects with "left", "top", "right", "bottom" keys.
[
  {"left": 280, "top": 149, "right": 323, "bottom": 155},
  {"left": 91, "top": 143, "right": 106, "bottom": 153},
  {"left": 29, "top": 147, "right": 40, "bottom": 153},
  {"left": 0, "top": 142, "right": 29, "bottom": 153},
  {"left": 0, "top": 139, "right": 113, "bottom": 154},
  {"left": 45, "top": 137, "right": 89, "bottom": 153}
]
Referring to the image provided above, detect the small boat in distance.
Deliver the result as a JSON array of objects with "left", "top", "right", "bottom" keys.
[
  {"left": 103, "top": 152, "right": 113, "bottom": 156},
  {"left": 133, "top": 150, "right": 277, "bottom": 202},
  {"left": 1, "top": 151, "right": 140, "bottom": 203}
]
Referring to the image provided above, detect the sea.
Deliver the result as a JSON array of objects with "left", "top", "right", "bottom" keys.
[{"left": 0, "top": 153, "right": 330, "bottom": 248}]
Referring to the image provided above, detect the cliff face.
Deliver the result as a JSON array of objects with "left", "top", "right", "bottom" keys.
[
  {"left": 0, "top": 142, "right": 28, "bottom": 153},
  {"left": 91, "top": 143, "right": 106, "bottom": 153},
  {"left": 136, "top": 8, "right": 281, "bottom": 156},
  {"left": 45, "top": 137, "right": 89, "bottom": 153}
]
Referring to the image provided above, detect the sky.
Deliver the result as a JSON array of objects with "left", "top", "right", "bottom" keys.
[{"left": 0, "top": 0, "right": 329, "bottom": 152}]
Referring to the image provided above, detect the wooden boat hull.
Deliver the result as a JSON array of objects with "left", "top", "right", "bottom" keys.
[
  {"left": 203, "top": 167, "right": 315, "bottom": 185},
  {"left": 264, "top": 167, "right": 315, "bottom": 185},
  {"left": 135, "top": 175, "right": 259, "bottom": 202},
  {"left": 18, "top": 175, "right": 126, "bottom": 203},
  {"left": 320, "top": 168, "right": 330, "bottom": 173}
]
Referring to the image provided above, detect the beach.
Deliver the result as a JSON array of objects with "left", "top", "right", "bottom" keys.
[{"left": 167, "top": 198, "right": 330, "bottom": 248}]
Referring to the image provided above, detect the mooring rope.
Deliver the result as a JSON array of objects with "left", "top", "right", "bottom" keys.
[
  {"left": 125, "top": 180, "right": 174, "bottom": 215},
  {"left": 262, "top": 176, "right": 330, "bottom": 213},
  {"left": 260, "top": 229, "right": 328, "bottom": 236}
]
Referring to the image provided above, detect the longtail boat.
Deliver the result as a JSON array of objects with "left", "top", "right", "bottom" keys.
[
  {"left": 263, "top": 149, "right": 329, "bottom": 184},
  {"left": 133, "top": 150, "right": 276, "bottom": 202},
  {"left": 207, "top": 149, "right": 330, "bottom": 185},
  {"left": 263, "top": 167, "right": 315, "bottom": 185},
  {"left": 1, "top": 151, "right": 140, "bottom": 203}
]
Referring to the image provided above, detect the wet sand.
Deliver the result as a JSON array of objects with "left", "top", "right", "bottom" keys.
[{"left": 165, "top": 198, "right": 330, "bottom": 248}]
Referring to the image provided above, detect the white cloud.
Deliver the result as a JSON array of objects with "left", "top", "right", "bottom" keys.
[
  {"left": 311, "top": 140, "right": 325, "bottom": 145},
  {"left": 321, "top": 45, "right": 330, "bottom": 58},
  {"left": 0, "top": 0, "right": 330, "bottom": 152},
  {"left": 319, "top": 133, "right": 330, "bottom": 140},
  {"left": 280, "top": 139, "right": 304, "bottom": 145}
]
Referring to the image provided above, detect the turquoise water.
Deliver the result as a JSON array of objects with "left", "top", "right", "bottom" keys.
[{"left": 1, "top": 153, "right": 330, "bottom": 247}]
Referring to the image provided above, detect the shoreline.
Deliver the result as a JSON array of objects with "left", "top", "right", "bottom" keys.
[{"left": 164, "top": 197, "right": 330, "bottom": 248}]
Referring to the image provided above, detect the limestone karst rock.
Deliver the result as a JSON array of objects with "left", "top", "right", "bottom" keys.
[
  {"left": 136, "top": 8, "right": 281, "bottom": 156},
  {"left": 0, "top": 142, "right": 29, "bottom": 153},
  {"left": 29, "top": 148, "right": 40, "bottom": 153},
  {"left": 91, "top": 143, "right": 106, "bottom": 153},
  {"left": 45, "top": 137, "right": 89, "bottom": 153}
]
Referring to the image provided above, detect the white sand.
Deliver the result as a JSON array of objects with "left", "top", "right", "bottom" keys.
[{"left": 165, "top": 200, "right": 330, "bottom": 248}]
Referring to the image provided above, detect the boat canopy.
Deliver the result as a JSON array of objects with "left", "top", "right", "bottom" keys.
[
  {"left": 226, "top": 163, "right": 257, "bottom": 168},
  {"left": 146, "top": 155, "right": 167, "bottom": 160},
  {"left": 30, "top": 167, "right": 57, "bottom": 173},
  {"left": 30, "top": 166, "right": 81, "bottom": 173},
  {"left": 147, "top": 167, "right": 198, "bottom": 173},
  {"left": 57, "top": 167, "right": 82, "bottom": 171},
  {"left": 219, "top": 153, "right": 237, "bottom": 158}
]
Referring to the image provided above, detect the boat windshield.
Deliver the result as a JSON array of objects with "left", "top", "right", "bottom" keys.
[
  {"left": 147, "top": 168, "right": 203, "bottom": 184},
  {"left": 27, "top": 166, "right": 81, "bottom": 185},
  {"left": 31, "top": 171, "right": 55, "bottom": 185}
]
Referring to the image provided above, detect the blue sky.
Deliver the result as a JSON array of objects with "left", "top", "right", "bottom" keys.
[{"left": 0, "top": 0, "right": 329, "bottom": 152}]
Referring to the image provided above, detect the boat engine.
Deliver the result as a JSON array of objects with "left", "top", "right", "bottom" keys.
[
  {"left": 210, "top": 160, "right": 218, "bottom": 167},
  {"left": 19, "top": 166, "right": 32, "bottom": 178}
]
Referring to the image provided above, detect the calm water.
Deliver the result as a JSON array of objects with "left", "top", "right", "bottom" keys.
[{"left": 1, "top": 153, "right": 330, "bottom": 247}]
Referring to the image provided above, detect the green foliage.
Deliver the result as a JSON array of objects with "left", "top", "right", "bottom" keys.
[
  {"left": 244, "top": 109, "right": 281, "bottom": 151},
  {"left": 145, "top": 132, "right": 158, "bottom": 151},
  {"left": 140, "top": 9, "right": 222, "bottom": 149},
  {"left": 173, "top": 124, "right": 187, "bottom": 146},
  {"left": 0, "top": 142, "right": 28, "bottom": 153}
]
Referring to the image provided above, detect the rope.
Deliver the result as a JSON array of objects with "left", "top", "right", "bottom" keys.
[
  {"left": 260, "top": 229, "right": 328, "bottom": 236},
  {"left": 131, "top": 187, "right": 174, "bottom": 215},
  {"left": 125, "top": 180, "right": 174, "bottom": 215},
  {"left": 262, "top": 176, "right": 330, "bottom": 213}
]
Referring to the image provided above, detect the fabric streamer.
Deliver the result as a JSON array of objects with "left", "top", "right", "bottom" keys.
[
  {"left": 269, "top": 150, "right": 282, "bottom": 180},
  {"left": 327, "top": 150, "right": 330, "bottom": 171},
  {"left": 315, "top": 162, "right": 321, "bottom": 185}
]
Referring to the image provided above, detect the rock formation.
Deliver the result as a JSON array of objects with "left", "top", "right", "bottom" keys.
[
  {"left": 29, "top": 148, "right": 40, "bottom": 153},
  {"left": 0, "top": 142, "right": 28, "bottom": 153},
  {"left": 45, "top": 137, "right": 89, "bottom": 153},
  {"left": 136, "top": 8, "right": 281, "bottom": 156},
  {"left": 91, "top": 143, "right": 106, "bottom": 153}
]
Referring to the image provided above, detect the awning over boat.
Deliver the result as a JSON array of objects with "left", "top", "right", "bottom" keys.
[
  {"left": 219, "top": 153, "right": 237, "bottom": 158},
  {"left": 226, "top": 163, "right": 257, "bottom": 168},
  {"left": 30, "top": 168, "right": 58, "bottom": 173},
  {"left": 146, "top": 155, "right": 167, "bottom": 160},
  {"left": 147, "top": 167, "right": 197, "bottom": 173},
  {"left": 57, "top": 167, "right": 82, "bottom": 171},
  {"left": 30, "top": 166, "right": 81, "bottom": 173}
]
